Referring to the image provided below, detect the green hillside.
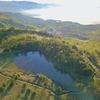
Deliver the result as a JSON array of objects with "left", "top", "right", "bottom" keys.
[
  {"left": 0, "top": 28, "right": 100, "bottom": 100},
  {"left": 4, "top": 12, "right": 100, "bottom": 40},
  {"left": 0, "top": 13, "right": 35, "bottom": 29}
]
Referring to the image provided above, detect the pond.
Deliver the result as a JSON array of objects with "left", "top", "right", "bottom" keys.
[{"left": 13, "top": 51, "right": 73, "bottom": 89}]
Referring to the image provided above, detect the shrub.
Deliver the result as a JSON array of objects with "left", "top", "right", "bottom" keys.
[
  {"left": 0, "top": 86, "right": 4, "bottom": 92},
  {"left": 57, "top": 86, "right": 62, "bottom": 93},
  {"left": 2, "top": 83, "right": 6, "bottom": 87},
  {"left": 22, "top": 83, "right": 27, "bottom": 88},
  {"left": 10, "top": 78, "right": 15, "bottom": 86},
  {"left": 32, "top": 92, "right": 36, "bottom": 96},
  {"left": 26, "top": 89, "right": 31, "bottom": 96}
]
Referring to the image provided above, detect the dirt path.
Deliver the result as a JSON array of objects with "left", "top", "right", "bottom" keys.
[
  {"left": 0, "top": 71, "right": 71, "bottom": 96},
  {"left": 0, "top": 71, "right": 94, "bottom": 100}
]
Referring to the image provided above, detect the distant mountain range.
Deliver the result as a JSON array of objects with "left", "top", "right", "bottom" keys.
[{"left": 1, "top": 12, "right": 100, "bottom": 40}]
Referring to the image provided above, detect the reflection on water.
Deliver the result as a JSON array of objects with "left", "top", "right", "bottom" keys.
[{"left": 13, "top": 51, "right": 73, "bottom": 89}]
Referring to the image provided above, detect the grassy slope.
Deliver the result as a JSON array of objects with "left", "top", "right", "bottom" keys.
[{"left": 0, "top": 13, "right": 35, "bottom": 29}]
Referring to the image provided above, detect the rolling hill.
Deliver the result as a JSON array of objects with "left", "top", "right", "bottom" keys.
[
  {"left": 4, "top": 12, "right": 100, "bottom": 40},
  {"left": 0, "top": 13, "right": 35, "bottom": 29}
]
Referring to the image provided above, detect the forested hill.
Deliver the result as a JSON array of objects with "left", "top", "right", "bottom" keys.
[
  {"left": 4, "top": 12, "right": 100, "bottom": 40},
  {"left": 0, "top": 13, "right": 35, "bottom": 29},
  {"left": 0, "top": 28, "right": 100, "bottom": 99}
]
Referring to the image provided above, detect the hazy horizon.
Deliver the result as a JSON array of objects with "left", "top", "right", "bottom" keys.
[{"left": 0, "top": 0, "right": 100, "bottom": 24}]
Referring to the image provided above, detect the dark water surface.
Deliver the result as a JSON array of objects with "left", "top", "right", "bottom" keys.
[{"left": 13, "top": 51, "right": 73, "bottom": 88}]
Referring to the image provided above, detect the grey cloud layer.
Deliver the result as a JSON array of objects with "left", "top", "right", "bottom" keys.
[{"left": 0, "top": 1, "right": 56, "bottom": 12}]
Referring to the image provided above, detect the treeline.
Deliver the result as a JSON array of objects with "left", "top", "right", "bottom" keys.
[{"left": 0, "top": 27, "right": 53, "bottom": 43}]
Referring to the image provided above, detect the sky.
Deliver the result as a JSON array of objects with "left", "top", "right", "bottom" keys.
[{"left": 1, "top": 0, "right": 100, "bottom": 24}]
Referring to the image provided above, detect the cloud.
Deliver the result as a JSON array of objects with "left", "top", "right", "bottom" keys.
[{"left": 0, "top": 1, "right": 56, "bottom": 12}]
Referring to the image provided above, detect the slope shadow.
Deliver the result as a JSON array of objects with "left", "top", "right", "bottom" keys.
[
  {"left": 16, "top": 88, "right": 26, "bottom": 100},
  {"left": 0, "top": 83, "right": 13, "bottom": 99},
  {"left": 22, "top": 89, "right": 31, "bottom": 100},
  {"left": 30, "top": 92, "right": 36, "bottom": 100}
]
